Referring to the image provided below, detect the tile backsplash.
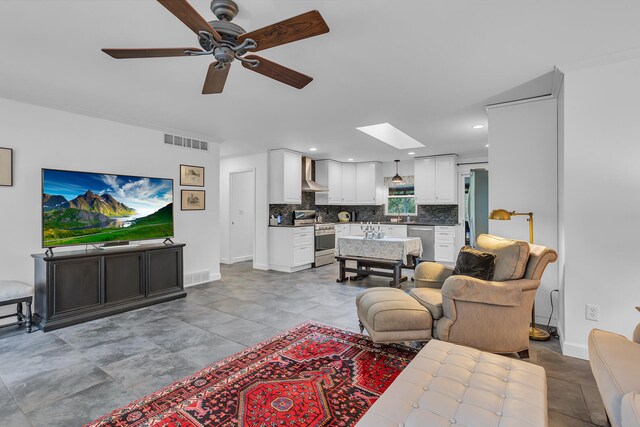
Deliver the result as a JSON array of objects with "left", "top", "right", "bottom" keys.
[{"left": 269, "top": 192, "right": 458, "bottom": 225}]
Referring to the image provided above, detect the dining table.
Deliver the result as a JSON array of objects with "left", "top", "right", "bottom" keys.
[{"left": 335, "top": 236, "right": 423, "bottom": 287}]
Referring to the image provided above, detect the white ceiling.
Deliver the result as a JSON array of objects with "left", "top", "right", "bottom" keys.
[{"left": 1, "top": 1, "right": 640, "bottom": 162}]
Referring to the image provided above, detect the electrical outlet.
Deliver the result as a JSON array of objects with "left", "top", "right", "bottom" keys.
[{"left": 586, "top": 304, "right": 600, "bottom": 321}]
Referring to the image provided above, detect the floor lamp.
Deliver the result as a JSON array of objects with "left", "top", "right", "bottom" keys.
[{"left": 488, "top": 209, "right": 551, "bottom": 341}]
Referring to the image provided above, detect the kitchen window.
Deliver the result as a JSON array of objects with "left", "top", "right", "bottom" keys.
[{"left": 385, "top": 176, "right": 417, "bottom": 216}]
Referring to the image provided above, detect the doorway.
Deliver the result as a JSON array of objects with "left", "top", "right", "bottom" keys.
[{"left": 229, "top": 170, "right": 255, "bottom": 263}]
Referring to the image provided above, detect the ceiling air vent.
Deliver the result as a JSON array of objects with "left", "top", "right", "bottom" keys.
[{"left": 164, "top": 133, "right": 209, "bottom": 151}]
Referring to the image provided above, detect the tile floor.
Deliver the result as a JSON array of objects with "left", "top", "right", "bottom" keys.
[{"left": 0, "top": 261, "right": 606, "bottom": 426}]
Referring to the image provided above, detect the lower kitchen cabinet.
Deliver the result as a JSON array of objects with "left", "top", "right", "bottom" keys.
[
  {"left": 434, "top": 226, "right": 456, "bottom": 264},
  {"left": 269, "top": 226, "right": 314, "bottom": 272}
]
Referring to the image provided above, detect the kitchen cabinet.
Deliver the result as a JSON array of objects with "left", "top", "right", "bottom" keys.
[
  {"left": 269, "top": 226, "right": 314, "bottom": 272},
  {"left": 316, "top": 160, "right": 383, "bottom": 206},
  {"left": 348, "top": 223, "right": 365, "bottom": 237},
  {"left": 356, "top": 162, "right": 383, "bottom": 204},
  {"left": 341, "top": 163, "right": 357, "bottom": 204},
  {"left": 415, "top": 155, "right": 458, "bottom": 205},
  {"left": 315, "top": 160, "right": 342, "bottom": 205},
  {"left": 380, "top": 224, "right": 408, "bottom": 238},
  {"left": 335, "top": 223, "right": 349, "bottom": 254},
  {"left": 434, "top": 226, "right": 456, "bottom": 264},
  {"left": 269, "top": 149, "right": 302, "bottom": 204}
]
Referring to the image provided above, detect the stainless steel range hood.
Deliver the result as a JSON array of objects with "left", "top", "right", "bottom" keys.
[{"left": 301, "top": 156, "right": 329, "bottom": 192}]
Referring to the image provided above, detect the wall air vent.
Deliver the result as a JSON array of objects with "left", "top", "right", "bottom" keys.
[
  {"left": 164, "top": 133, "right": 209, "bottom": 151},
  {"left": 184, "top": 270, "right": 211, "bottom": 287}
]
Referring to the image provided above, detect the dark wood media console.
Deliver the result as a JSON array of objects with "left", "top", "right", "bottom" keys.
[{"left": 32, "top": 243, "right": 186, "bottom": 332}]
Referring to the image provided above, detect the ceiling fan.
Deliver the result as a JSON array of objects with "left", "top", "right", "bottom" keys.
[{"left": 102, "top": 0, "right": 330, "bottom": 94}]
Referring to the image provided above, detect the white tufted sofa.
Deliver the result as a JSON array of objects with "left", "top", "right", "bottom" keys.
[{"left": 356, "top": 339, "right": 547, "bottom": 427}]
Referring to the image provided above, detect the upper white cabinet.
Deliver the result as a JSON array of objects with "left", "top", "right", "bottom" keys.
[
  {"left": 269, "top": 149, "right": 302, "bottom": 204},
  {"left": 341, "top": 163, "right": 357, "bottom": 204},
  {"left": 415, "top": 155, "right": 458, "bottom": 205},
  {"left": 356, "top": 162, "right": 383, "bottom": 205},
  {"left": 316, "top": 160, "right": 383, "bottom": 205},
  {"left": 315, "top": 160, "right": 342, "bottom": 205}
]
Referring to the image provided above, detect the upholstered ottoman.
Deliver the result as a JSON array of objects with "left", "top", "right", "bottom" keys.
[
  {"left": 356, "top": 339, "right": 548, "bottom": 427},
  {"left": 356, "top": 288, "right": 432, "bottom": 343}
]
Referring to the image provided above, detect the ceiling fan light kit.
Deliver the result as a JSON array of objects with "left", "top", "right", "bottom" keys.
[{"left": 102, "top": 0, "right": 330, "bottom": 94}]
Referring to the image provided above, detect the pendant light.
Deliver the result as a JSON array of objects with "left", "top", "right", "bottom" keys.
[{"left": 391, "top": 160, "right": 404, "bottom": 184}]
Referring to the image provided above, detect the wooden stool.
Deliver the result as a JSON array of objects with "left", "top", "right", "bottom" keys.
[{"left": 0, "top": 280, "right": 33, "bottom": 333}]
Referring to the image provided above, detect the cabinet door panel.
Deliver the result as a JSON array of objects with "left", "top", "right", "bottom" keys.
[
  {"left": 414, "top": 158, "right": 436, "bottom": 204},
  {"left": 283, "top": 151, "right": 302, "bottom": 203},
  {"left": 341, "top": 163, "right": 357, "bottom": 204},
  {"left": 51, "top": 257, "right": 101, "bottom": 315},
  {"left": 435, "top": 156, "right": 456, "bottom": 204},
  {"left": 148, "top": 249, "right": 183, "bottom": 295},
  {"left": 356, "top": 163, "right": 376, "bottom": 204},
  {"left": 104, "top": 253, "right": 144, "bottom": 303},
  {"left": 328, "top": 161, "right": 342, "bottom": 204}
]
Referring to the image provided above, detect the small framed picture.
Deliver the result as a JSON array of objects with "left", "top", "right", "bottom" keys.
[
  {"left": 180, "top": 164, "right": 204, "bottom": 187},
  {"left": 0, "top": 147, "right": 13, "bottom": 187},
  {"left": 181, "top": 190, "right": 205, "bottom": 211}
]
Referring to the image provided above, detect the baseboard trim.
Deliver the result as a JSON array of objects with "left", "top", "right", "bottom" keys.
[
  {"left": 220, "top": 257, "right": 231, "bottom": 265},
  {"left": 232, "top": 255, "right": 253, "bottom": 263},
  {"left": 268, "top": 263, "right": 312, "bottom": 273},
  {"left": 253, "top": 263, "right": 270, "bottom": 271},
  {"left": 561, "top": 341, "right": 589, "bottom": 360},
  {"left": 209, "top": 273, "right": 221, "bottom": 281}
]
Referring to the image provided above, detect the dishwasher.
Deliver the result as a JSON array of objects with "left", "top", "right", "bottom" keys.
[{"left": 407, "top": 225, "right": 435, "bottom": 262}]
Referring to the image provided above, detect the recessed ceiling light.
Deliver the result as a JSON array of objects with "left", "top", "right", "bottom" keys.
[
  {"left": 473, "top": 124, "right": 485, "bottom": 129},
  {"left": 408, "top": 152, "right": 415, "bottom": 155},
  {"left": 347, "top": 158, "right": 354, "bottom": 162},
  {"left": 309, "top": 147, "right": 317, "bottom": 151},
  {"left": 356, "top": 123, "right": 425, "bottom": 150},
  {"left": 485, "top": 144, "right": 489, "bottom": 148}
]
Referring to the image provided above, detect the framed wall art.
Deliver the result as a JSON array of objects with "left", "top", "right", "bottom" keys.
[
  {"left": 0, "top": 147, "right": 13, "bottom": 187},
  {"left": 181, "top": 190, "right": 205, "bottom": 211},
  {"left": 180, "top": 164, "right": 204, "bottom": 187}
]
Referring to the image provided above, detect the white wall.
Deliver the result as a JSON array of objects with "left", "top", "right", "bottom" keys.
[
  {"left": 487, "top": 98, "right": 559, "bottom": 327},
  {"left": 0, "top": 97, "right": 220, "bottom": 289},
  {"left": 560, "top": 57, "right": 640, "bottom": 359},
  {"left": 219, "top": 152, "right": 269, "bottom": 270}
]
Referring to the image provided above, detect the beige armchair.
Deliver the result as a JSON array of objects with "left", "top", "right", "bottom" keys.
[{"left": 411, "top": 234, "right": 557, "bottom": 358}]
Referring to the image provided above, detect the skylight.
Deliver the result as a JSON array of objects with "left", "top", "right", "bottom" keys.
[{"left": 356, "top": 123, "right": 425, "bottom": 150}]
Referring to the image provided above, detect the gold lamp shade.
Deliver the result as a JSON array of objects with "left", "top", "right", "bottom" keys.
[{"left": 489, "top": 209, "right": 513, "bottom": 220}]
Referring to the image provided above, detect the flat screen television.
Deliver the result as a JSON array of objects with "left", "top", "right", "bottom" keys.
[{"left": 42, "top": 169, "right": 174, "bottom": 248}]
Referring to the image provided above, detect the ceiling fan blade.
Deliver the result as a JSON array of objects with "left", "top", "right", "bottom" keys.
[
  {"left": 237, "top": 10, "right": 329, "bottom": 52},
  {"left": 202, "top": 62, "right": 231, "bottom": 94},
  {"left": 157, "top": 0, "right": 222, "bottom": 42},
  {"left": 241, "top": 55, "right": 312, "bottom": 89},
  {"left": 102, "top": 48, "right": 202, "bottom": 59}
]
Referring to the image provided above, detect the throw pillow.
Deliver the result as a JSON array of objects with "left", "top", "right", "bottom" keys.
[
  {"left": 476, "top": 234, "right": 530, "bottom": 281},
  {"left": 452, "top": 246, "right": 496, "bottom": 281}
]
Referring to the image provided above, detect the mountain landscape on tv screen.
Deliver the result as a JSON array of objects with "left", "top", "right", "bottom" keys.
[{"left": 42, "top": 171, "right": 173, "bottom": 247}]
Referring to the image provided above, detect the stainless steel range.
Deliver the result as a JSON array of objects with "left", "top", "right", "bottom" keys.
[{"left": 314, "top": 223, "right": 335, "bottom": 267}]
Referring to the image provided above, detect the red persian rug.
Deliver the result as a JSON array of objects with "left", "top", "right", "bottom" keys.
[{"left": 86, "top": 321, "right": 417, "bottom": 427}]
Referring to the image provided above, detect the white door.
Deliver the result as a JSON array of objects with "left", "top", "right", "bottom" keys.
[
  {"left": 230, "top": 171, "right": 255, "bottom": 263},
  {"left": 414, "top": 157, "right": 436, "bottom": 204},
  {"left": 435, "top": 156, "right": 457, "bottom": 204},
  {"left": 341, "top": 163, "right": 357, "bottom": 204},
  {"left": 356, "top": 162, "right": 376, "bottom": 204}
]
